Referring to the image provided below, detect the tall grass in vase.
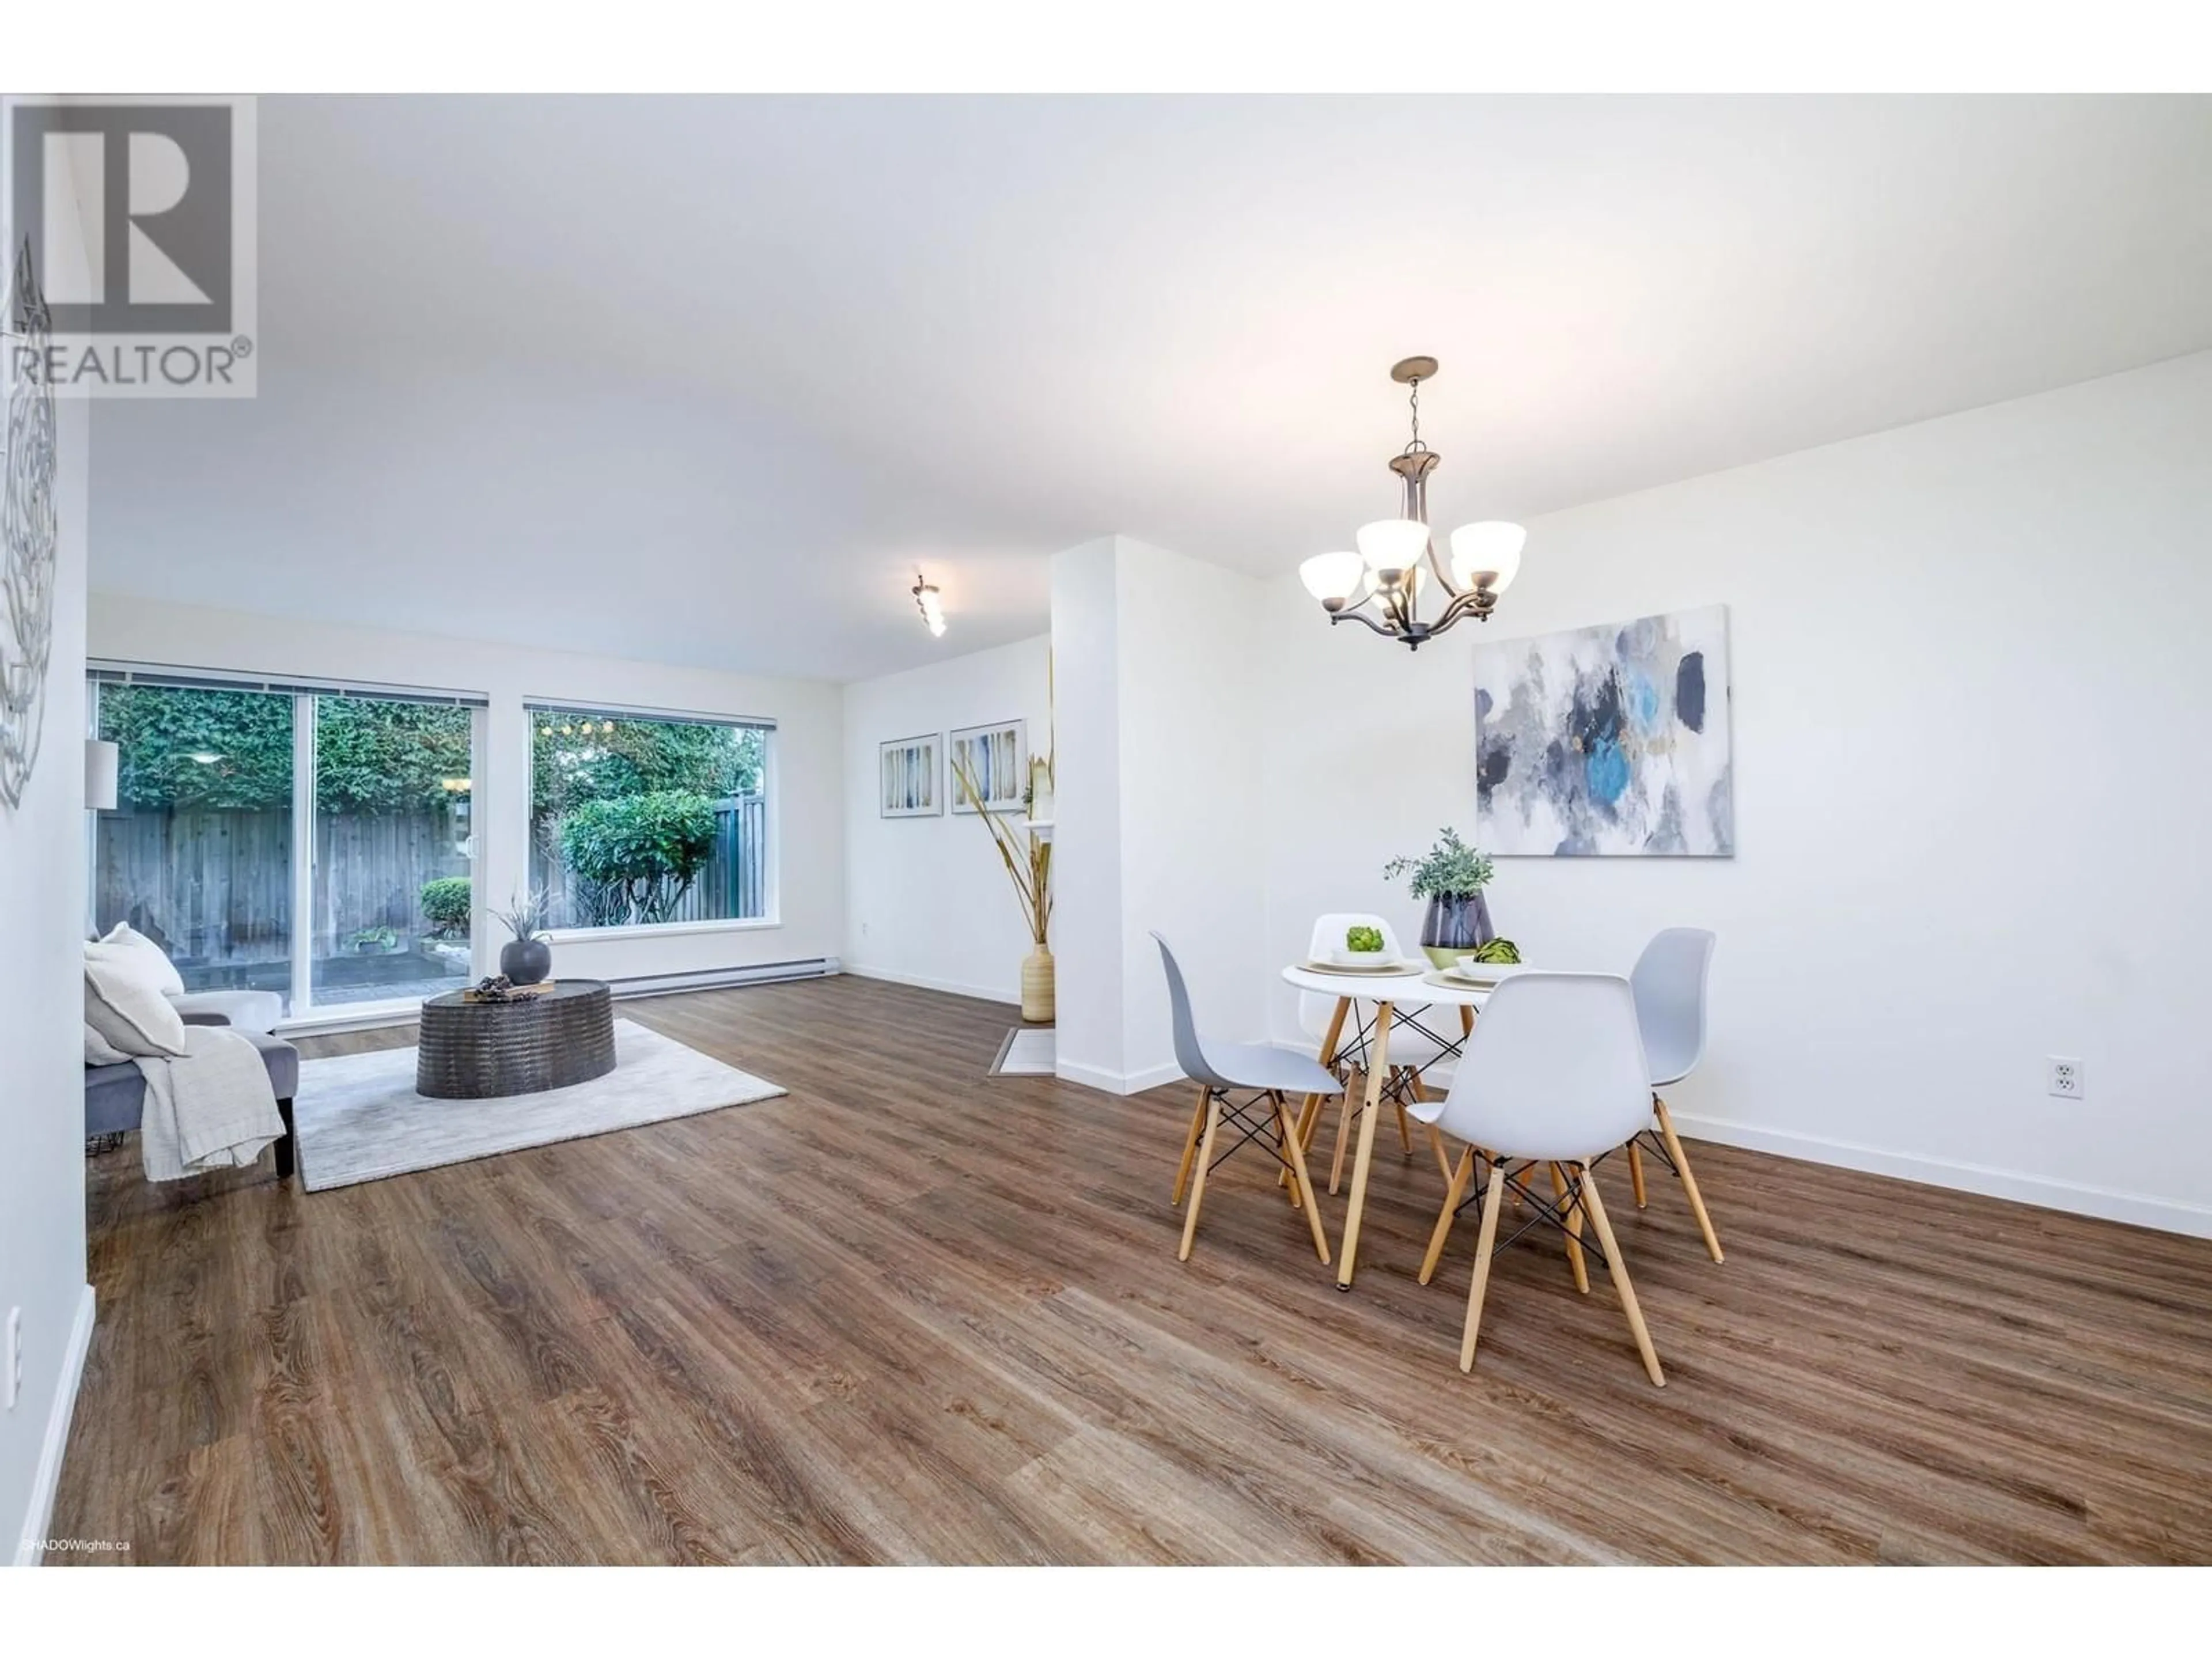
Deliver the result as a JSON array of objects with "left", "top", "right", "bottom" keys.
[{"left": 953, "top": 751, "right": 1054, "bottom": 1021}]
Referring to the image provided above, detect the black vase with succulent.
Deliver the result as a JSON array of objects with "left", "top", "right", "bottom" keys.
[
  {"left": 1384, "top": 827, "right": 1498, "bottom": 969},
  {"left": 490, "top": 888, "right": 554, "bottom": 986}
]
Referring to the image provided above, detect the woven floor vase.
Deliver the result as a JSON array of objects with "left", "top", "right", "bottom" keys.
[{"left": 1021, "top": 946, "right": 1055, "bottom": 1023}]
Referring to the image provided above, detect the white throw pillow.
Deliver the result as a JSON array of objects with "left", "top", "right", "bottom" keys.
[
  {"left": 84, "top": 956, "right": 190, "bottom": 1059},
  {"left": 84, "top": 1021, "right": 132, "bottom": 1067},
  {"left": 86, "top": 922, "right": 186, "bottom": 999}
]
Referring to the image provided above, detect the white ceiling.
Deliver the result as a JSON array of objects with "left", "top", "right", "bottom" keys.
[{"left": 88, "top": 94, "right": 2212, "bottom": 682}]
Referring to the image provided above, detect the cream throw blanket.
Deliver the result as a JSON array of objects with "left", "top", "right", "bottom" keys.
[{"left": 134, "top": 1025, "right": 288, "bottom": 1182}]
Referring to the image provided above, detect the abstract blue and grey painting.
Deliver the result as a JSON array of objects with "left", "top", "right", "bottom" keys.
[{"left": 1472, "top": 605, "right": 1733, "bottom": 856}]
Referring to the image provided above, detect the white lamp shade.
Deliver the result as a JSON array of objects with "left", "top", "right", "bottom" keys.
[
  {"left": 85, "top": 738, "right": 119, "bottom": 810},
  {"left": 1356, "top": 518, "right": 1431, "bottom": 575},
  {"left": 1449, "top": 520, "right": 1527, "bottom": 592},
  {"left": 1298, "top": 551, "right": 1368, "bottom": 605}
]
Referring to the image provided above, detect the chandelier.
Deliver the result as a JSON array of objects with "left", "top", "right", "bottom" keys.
[{"left": 1299, "top": 356, "right": 1527, "bottom": 650}]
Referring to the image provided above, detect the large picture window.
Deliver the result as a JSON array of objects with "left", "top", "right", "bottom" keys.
[
  {"left": 527, "top": 705, "right": 771, "bottom": 930},
  {"left": 92, "top": 671, "right": 484, "bottom": 1017}
]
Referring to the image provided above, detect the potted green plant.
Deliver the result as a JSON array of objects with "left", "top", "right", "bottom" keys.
[
  {"left": 1384, "top": 827, "right": 1498, "bottom": 969},
  {"left": 489, "top": 888, "right": 554, "bottom": 986}
]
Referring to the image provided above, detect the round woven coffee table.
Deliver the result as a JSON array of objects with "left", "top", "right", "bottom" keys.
[{"left": 416, "top": 980, "right": 616, "bottom": 1100}]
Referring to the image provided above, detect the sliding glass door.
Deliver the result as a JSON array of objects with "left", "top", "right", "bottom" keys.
[
  {"left": 91, "top": 675, "right": 483, "bottom": 1020},
  {"left": 92, "top": 681, "right": 297, "bottom": 1002},
  {"left": 309, "top": 694, "right": 476, "bottom": 1007}
]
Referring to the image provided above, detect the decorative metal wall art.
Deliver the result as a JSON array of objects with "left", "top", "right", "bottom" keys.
[{"left": 1, "top": 238, "right": 59, "bottom": 810}]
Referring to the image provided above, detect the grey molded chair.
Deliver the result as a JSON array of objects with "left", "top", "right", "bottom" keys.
[
  {"left": 1407, "top": 972, "right": 1666, "bottom": 1385},
  {"left": 1623, "top": 927, "right": 1724, "bottom": 1263},
  {"left": 1153, "top": 933, "right": 1336, "bottom": 1265}
]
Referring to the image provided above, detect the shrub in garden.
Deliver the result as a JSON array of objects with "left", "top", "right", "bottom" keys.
[
  {"left": 558, "top": 791, "right": 717, "bottom": 926},
  {"left": 420, "top": 876, "right": 472, "bottom": 938}
]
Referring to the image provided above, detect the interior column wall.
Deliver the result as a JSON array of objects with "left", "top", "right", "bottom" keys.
[{"left": 1051, "top": 536, "right": 1269, "bottom": 1093}]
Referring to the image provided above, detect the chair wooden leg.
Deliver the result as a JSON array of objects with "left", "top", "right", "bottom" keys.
[
  {"left": 1458, "top": 1161, "right": 1509, "bottom": 1372},
  {"left": 1178, "top": 1095, "right": 1222, "bottom": 1262},
  {"left": 1653, "top": 1097, "right": 1724, "bottom": 1263},
  {"left": 1578, "top": 1165, "right": 1665, "bottom": 1387},
  {"left": 1282, "top": 1090, "right": 1322, "bottom": 1192},
  {"left": 1282, "top": 996, "right": 1349, "bottom": 1192},
  {"left": 1275, "top": 1095, "right": 1332, "bottom": 1264},
  {"left": 1420, "top": 1146, "right": 1475, "bottom": 1285},
  {"left": 1425, "top": 1122, "right": 1453, "bottom": 1181},
  {"left": 1392, "top": 1075, "right": 1414, "bottom": 1154},
  {"left": 1549, "top": 1162, "right": 1590, "bottom": 1294},
  {"left": 1627, "top": 1138, "right": 1648, "bottom": 1209},
  {"left": 1274, "top": 1093, "right": 1306, "bottom": 1211},
  {"left": 1330, "top": 1066, "right": 1362, "bottom": 1195},
  {"left": 1172, "top": 1085, "right": 1209, "bottom": 1205}
]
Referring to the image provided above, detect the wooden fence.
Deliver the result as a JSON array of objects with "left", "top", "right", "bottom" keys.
[
  {"left": 94, "top": 793, "right": 767, "bottom": 976},
  {"left": 94, "top": 804, "right": 471, "bottom": 971}
]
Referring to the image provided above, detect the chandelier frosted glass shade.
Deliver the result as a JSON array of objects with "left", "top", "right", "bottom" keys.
[
  {"left": 1298, "top": 551, "right": 1368, "bottom": 606},
  {"left": 1308, "top": 357, "right": 1526, "bottom": 649},
  {"left": 1448, "top": 520, "right": 1526, "bottom": 592},
  {"left": 1355, "top": 518, "right": 1431, "bottom": 576}
]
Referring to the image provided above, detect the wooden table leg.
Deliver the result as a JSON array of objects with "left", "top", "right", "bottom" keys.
[{"left": 1335, "top": 1001, "right": 1394, "bottom": 1290}]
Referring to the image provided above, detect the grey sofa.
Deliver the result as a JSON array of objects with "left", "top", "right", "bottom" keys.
[{"left": 85, "top": 1012, "right": 298, "bottom": 1183}]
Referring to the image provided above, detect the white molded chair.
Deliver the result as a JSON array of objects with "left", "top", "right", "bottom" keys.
[
  {"left": 1154, "top": 934, "right": 1335, "bottom": 1266},
  {"left": 1405, "top": 972, "right": 1666, "bottom": 1385},
  {"left": 1297, "top": 912, "right": 1455, "bottom": 1191},
  {"left": 1623, "top": 928, "right": 1724, "bottom": 1263}
]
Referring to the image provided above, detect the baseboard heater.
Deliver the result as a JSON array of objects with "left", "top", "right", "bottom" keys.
[{"left": 607, "top": 957, "right": 840, "bottom": 1000}]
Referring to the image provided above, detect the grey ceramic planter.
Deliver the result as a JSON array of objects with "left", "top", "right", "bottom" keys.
[{"left": 499, "top": 936, "right": 552, "bottom": 986}]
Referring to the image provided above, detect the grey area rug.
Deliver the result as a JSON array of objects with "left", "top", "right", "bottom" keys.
[
  {"left": 294, "top": 1017, "right": 786, "bottom": 1191},
  {"left": 988, "top": 1026, "right": 1055, "bottom": 1077}
]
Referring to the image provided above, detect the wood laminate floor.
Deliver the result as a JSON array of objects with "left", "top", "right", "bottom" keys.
[{"left": 48, "top": 976, "right": 2212, "bottom": 1563}]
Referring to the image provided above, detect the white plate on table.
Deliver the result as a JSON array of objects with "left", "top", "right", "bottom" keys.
[
  {"left": 1302, "top": 956, "right": 1423, "bottom": 976},
  {"left": 1445, "top": 958, "right": 1532, "bottom": 986}
]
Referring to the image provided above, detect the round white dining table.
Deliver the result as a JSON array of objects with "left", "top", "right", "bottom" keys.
[{"left": 1279, "top": 962, "right": 1491, "bottom": 1290}]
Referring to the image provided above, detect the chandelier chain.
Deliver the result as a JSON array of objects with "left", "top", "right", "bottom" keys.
[{"left": 1404, "top": 376, "right": 1427, "bottom": 454}]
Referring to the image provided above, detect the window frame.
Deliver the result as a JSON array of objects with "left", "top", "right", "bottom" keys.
[
  {"left": 521, "top": 698, "right": 779, "bottom": 939},
  {"left": 87, "top": 665, "right": 490, "bottom": 1025}
]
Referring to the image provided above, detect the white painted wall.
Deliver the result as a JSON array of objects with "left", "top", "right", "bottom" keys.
[
  {"left": 1049, "top": 539, "right": 1127, "bottom": 1090},
  {"left": 1050, "top": 536, "right": 1269, "bottom": 1093},
  {"left": 1113, "top": 539, "right": 1268, "bottom": 1088},
  {"left": 86, "top": 595, "right": 847, "bottom": 992},
  {"left": 841, "top": 633, "right": 1051, "bottom": 1003},
  {"left": 1259, "top": 350, "right": 2212, "bottom": 1235},
  {"left": 2, "top": 101, "right": 96, "bottom": 1562}
]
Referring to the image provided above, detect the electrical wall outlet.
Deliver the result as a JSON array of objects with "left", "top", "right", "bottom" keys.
[
  {"left": 4, "top": 1306, "right": 20, "bottom": 1411},
  {"left": 2047, "top": 1057, "right": 2084, "bottom": 1100}
]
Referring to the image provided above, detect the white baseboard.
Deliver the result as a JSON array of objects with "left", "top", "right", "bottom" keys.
[
  {"left": 841, "top": 962, "right": 1018, "bottom": 1008},
  {"left": 611, "top": 959, "right": 836, "bottom": 999},
  {"left": 13, "top": 1284, "right": 96, "bottom": 1568},
  {"left": 1054, "top": 1056, "right": 1186, "bottom": 1096},
  {"left": 1671, "top": 1112, "right": 2212, "bottom": 1240},
  {"left": 1264, "top": 1034, "right": 2212, "bottom": 1240}
]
